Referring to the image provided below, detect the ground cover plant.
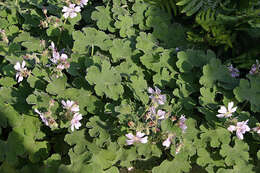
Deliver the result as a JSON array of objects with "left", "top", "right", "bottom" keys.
[{"left": 0, "top": 0, "right": 260, "bottom": 172}]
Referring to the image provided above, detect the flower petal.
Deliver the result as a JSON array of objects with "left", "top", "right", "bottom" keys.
[
  {"left": 125, "top": 133, "right": 134, "bottom": 139},
  {"left": 218, "top": 106, "right": 227, "bottom": 114},
  {"left": 227, "top": 125, "right": 236, "bottom": 132},
  {"left": 136, "top": 131, "right": 145, "bottom": 138},
  {"left": 228, "top": 102, "right": 234, "bottom": 111},
  {"left": 216, "top": 114, "right": 224, "bottom": 118},
  {"left": 162, "top": 138, "right": 171, "bottom": 147},
  {"left": 140, "top": 136, "right": 148, "bottom": 144}
]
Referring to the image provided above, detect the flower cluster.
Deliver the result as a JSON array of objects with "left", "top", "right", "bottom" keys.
[
  {"left": 216, "top": 101, "right": 260, "bottom": 140},
  {"left": 49, "top": 42, "right": 70, "bottom": 77},
  {"left": 62, "top": 0, "right": 88, "bottom": 19},
  {"left": 14, "top": 61, "right": 31, "bottom": 83},
  {"left": 35, "top": 99, "right": 82, "bottom": 132},
  {"left": 125, "top": 86, "right": 187, "bottom": 154}
]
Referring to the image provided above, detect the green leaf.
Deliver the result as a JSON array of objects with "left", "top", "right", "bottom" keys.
[
  {"left": 220, "top": 139, "right": 250, "bottom": 166},
  {"left": 0, "top": 77, "right": 16, "bottom": 87},
  {"left": 46, "top": 76, "right": 67, "bottom": 95},
  {"left": 114, "top": 15, "right": 135, "bottom": 38},
  {"left": 86, "top": 60, "right": 123, "bottom": 100},
  {"left": 109, "top": 39, "right": 132, "bottom": 62},
  {"left": 234, "top": 75, "right": 260, "bottom": 112},
  {"left": 72, "top": 27, "right": 112, "bottom": 53},
  {"left": 136, "top": 32, "right": 156, "bottom": 53},
  {"left": 176, "top": 49, "right": 215, "bottom": 73},
  {"left": 91, "top": 6, "right": 115, "bottom": 32},
  {"left": 199, "top": 58, "right": 239, "bottom": 90}
]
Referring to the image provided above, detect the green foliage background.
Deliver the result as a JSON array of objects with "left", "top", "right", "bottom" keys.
[{"left": 0, "top": 0, "right": 260, "bottom": 172}]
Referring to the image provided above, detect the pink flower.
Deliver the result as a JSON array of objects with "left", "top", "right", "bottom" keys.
[
  {"left": 71, "top": 113, "right": 82, "bottom": 131},
  {"left": 148, "top": 86, "right": 166, "bottom": 105},
  {"left": 228, "top": 120, "right": 250, "bottom": 140},
  {"left": 178, "top": 115, "right": 187, "bottom": 133},
  {"left": 62, "top": 4, "right": 81, "bottom": 19},
  {"left": 125, "top": 131, "right": 148, "bottom": 145},
  {"left": 62, "top": 100, "right": 80, "bottom": 113},
  {"left": 162, "top": 134, "right": 174, "bottom": 148},
  {"left": 217, "top": 102, "right": 237, "bottom": 118}
]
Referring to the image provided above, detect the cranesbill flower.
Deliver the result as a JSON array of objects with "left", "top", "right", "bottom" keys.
[
  {"left": 71, "top": 113, "right": 82, "bottom": 131},
  {"left": 249, "top": 60, "right": 260, "bottom": 75},
  {"left": 178, "top": 115, "right": 187, "bottom": 133},
  {"left": 162, "top": 134, "right": 174, "bottom": 148},
  {"left": 80, "top": 0, "right": 88, "bottom": 7},
  {"left": 147, "top": 107, "right": 166, "bottom": 120},
  {"left": 125, "top": 131, "right": 148, "bottom": 145},
  {"left": 62, "top": 4, "right": 81, "bottom": 19},
  {"left": 228, "top": 120, "right": 250, "bottom": 140},
  {"left": 148, "top": 86, "right": 166, "bottom": 105},
  {"left": 228, "top": 64, "right": 239, "bottom": 78},
  {"left": 252, "top": 126, "right": 260, "bottom": 134},
  {"left": 62, "top": 100, "right": 80, "bottom": 113},
  {"left": 216, "top": 102, "right": 237, "bottom": 118},
  {"left": 14, "top": 61, "right": 30, "bottom": 82},
  {"left": 35, "top": 109, "right": 49, "bottom": 126}
]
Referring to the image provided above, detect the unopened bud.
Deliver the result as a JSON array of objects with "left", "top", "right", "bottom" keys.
[
  {"left": 49, "top": 99, "right": 55, "bottom": 106},
  {"left": 42, "top": 7, "right": 47, "bottom": 15},
  {"left": 128, "top": 121, "right": 135, "bottom": 128}
]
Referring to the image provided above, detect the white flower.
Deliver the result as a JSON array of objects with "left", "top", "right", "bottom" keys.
[
  {"left": 35, "top": 109, "right": 49, "bottom": 126},
  {"left": 228, "top": 120, "right": 250, "bottom": 140},
  {"left": 62, "top": 4, "right": 81, "bottom": 19},
  {"left": 14, "top": 61, "right": 28, "bottom": 82},
  {"left": 217, "top": 102, "right": 237, "bottom": 118},
  {"left": 62, "top": 100, "right": 80, "bottom": 113},
  {"left": 125, "top": 131, "right": 148, "bottom": 145},
  {"left": 162, "top": 134, "right": 174, "bottom": 148},
  {"left": 80, "top": 0, "right": 88, "bottom": 7},
  {"left": 71, "top": 113, "right": 82, "bottom": 131},
  {"left": 179, "top": 115, "right": 187, "bottom": 133}
]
